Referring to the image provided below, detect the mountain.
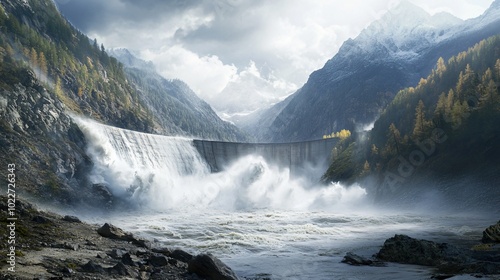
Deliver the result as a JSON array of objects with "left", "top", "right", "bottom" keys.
[
  {"left": 109, "top": 48, "right": 247, "bottom": 141},
  {"left": 321, "top": 34, "right": 500, "bottom": 208},
  {"left": 257, "top": 0, "right": 500, "bottom": 142},
  {"left": 0, "top": 0, "right": 244, "bottom": 205}
]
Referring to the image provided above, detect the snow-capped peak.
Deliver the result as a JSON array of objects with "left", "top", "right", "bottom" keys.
[{"left": 343, "top": 1, "right": 463, "bottom": 61}]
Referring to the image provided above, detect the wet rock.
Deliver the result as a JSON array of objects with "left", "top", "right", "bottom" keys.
[
  {"left": 188, "top": 253, "right": 239, "bottom": 280},
  {"left": 376, "top": 234, "right": 466, "bottom": 266},
  {"left": 148, "top": 255, "right": 169, "bottom": 267},
  {"left": 62, "top": 215, "right": 81, "bottom": 223},
  {"left": 152, "top": 247, "right": 171, "bottom": 256},
  {"left": 170, "top": 249, "right": 193, "bottom": 263},
  {"left": 91, "top": 183, "right": 114, "bottom": 207},
  {"left": 482, "top": 221, "right": 500, "bottom": 243},
  {"left": 132, "top": 238, "right": 152, "bottom": 249},
  {"left": 341, "top": 252, "right": 373, "bottom": 266},
  {"left": 97, "top": 223, "right": 134, "bottom": 241}
]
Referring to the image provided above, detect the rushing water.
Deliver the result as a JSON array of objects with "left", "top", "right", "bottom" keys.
[{"left": 74, "top": 118, "right": 494, "bottom": 279}]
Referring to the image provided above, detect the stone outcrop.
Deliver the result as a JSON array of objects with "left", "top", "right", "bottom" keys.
[
  {"left": 482, "top": 221, "right": 500, "bottom": 243},
  {"left": 0, "top": 69, "right": 91, "bottom": 204},
  {"left": 188, "top": 253, "right": 239, "bottom": 280},
  {"left": 376, "top": 234, "right": 500, "bottom": 275}
]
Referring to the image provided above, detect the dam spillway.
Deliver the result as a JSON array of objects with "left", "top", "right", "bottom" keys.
[{"left": 75, "top": 117, "right": 339, "bottom": 183}]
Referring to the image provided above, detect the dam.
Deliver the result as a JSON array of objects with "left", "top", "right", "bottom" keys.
[
  {"left": 75, "top": 117, "right": 357, "bottom": 210},
  {"left": 193, "top": 139, "right": 339, "bottom": 175}
]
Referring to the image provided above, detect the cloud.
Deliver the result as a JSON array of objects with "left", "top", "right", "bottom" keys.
[
  {"left": 209, "top": 61, "right": 297, "bottom": 116},
  {"left": 141, "top": 45, "right": 237, "bottom": 99}
]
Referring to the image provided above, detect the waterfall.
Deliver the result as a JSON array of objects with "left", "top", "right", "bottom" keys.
[{"left": 74, "top": 117, "right": 367, "bottom": 211}]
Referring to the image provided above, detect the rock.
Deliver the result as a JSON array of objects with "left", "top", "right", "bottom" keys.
[
  {"left": 482, "top": 221, "right": 500, "bottom": 243},
  {"left": 341, "top": 252, "right": 373, "bottom": 266},
  {"left": 431, "top": 274, "right": 455, "bottom": 279},
  {"left": 91, "top": 183, "right": 114, "bottom": 208},
  {"left": 97, "top": 223, "right": 134, "bottom": 241},
  {"left": 376, "top": 234, "right": 466, "bottom": 266},
  {"left": 152, "top": 247, "right": 171, "bottom": 256},
  {"left": 109, "top": 248, "right": 126, "bottom": 259},
  {"left": 122, "top": 253, "right": 135, "bottom": 266},
  {"left": 132, "top": 238, "right": 152, "bottom": 249},
  {"left": 130, "top": 247, "right": 148, "bottom": 256},
  {"left": 63, "top": 242, "right": 79, "bottom": 251},
  {"left": 32, "top": 215, "right": 51, "bottom": 223},
  {"left": 108, "top": 262, "right": 137, "bottom": 276},
  {"left": 148, "top": 255, "right": 169, "bottom": 267},
  {"left": 188, "top": 253, "right": 239, "bottom": 280},
  {"left": 62, "top": 215, "right": 81, "bottom": 223},
  {"left": 61, "top": 267, "right": 74, "bottom": 274},
  {"left": 81, "top": 260, "right": 105, "bottom": 273},
  {"left": 170, "top": 249, "right": 193, "bottom": 263}
]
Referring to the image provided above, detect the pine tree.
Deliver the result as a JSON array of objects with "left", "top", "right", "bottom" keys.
[
  {"left": 412, "top": 100, "right": 429, "bottom": 140},
  {"left": 436, "top": 57, "right": 446, "bottom": 77},
  {"left": 387, "top": 123, "right": 402, "bottom": 155}
]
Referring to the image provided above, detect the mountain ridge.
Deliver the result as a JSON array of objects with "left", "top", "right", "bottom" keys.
[{"left": 256, "top": 0, "right": 500, "bottom": 142}]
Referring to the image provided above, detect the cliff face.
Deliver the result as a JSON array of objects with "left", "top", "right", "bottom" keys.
[{"left": 0, "top": 68, "right": 91, "bottom": 204}]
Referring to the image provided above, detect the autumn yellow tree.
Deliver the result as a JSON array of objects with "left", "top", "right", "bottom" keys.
[
  {"left": 38, "top": 51, "right": 48, "bottom": 80},
  {"left": 412, "top": 100, "right": 430, "bottom": 140}
]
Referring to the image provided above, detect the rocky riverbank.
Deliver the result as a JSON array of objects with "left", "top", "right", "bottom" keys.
[
  {"left": 0, "top": 197, "right": 239, "bottom": 280},
  {"left": 342, "top": 221, "right": 500, "bottom": 279}
]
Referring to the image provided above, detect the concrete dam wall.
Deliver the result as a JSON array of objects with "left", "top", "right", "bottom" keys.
[{"left": 193, "top": 138, "right": 339, "bottom": 176}]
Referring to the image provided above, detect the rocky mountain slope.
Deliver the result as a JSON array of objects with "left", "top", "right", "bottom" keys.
[
  {"left": 321, "top": 34, "right": 500, "bottom": 209},
  {"left": 109, "top": 48, "right": 247, "bottom": 141},
  {"left": 0, "top": 0, "right": 245, "bottom": 205},
  {"left": 257, "top": 0, "right": 500, "bottom": 142}
]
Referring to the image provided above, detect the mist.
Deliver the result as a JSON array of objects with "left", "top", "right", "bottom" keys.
[{"left": 74, "top": 117, "right": 369, "bottom": 213}]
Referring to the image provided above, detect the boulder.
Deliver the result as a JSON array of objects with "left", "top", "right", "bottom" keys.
[
  {"left": 148, "top": 255, "right": 169, "bottom": 267},
  {"left": 341, "top": 252, "right": 373, "bottom": 266},
  {"left": 81, "top": 260, "right": 105, "bottom": 274},
  {"left": 376, "top": 234, "right": 466, "bottom": 266},
  {"left": 62, "top": 215, "right": 81, "bottom": 223},
  {"left": 170, "top": 249, "right": 193, "bottom": 263},
  {"left": 32, "top": 215, "right": 51, "bottom": 223},
  {"left": 188, "top": 253, "right": 239, "bottom": 280},
  {"left": 482, "top": 221, "right": 500, "bottom": 243},
  {"left": 97, "top": 223, "right": 134, "bottom": 241}
]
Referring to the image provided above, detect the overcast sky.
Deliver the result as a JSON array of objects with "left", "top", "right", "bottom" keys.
[{"left": 54, "top": 0, "right": 494, "bottom": 117}]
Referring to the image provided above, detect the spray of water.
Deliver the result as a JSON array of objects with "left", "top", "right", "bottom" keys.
[{"left": 74, "top": 117, "right": 367, "bottom": 211}]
